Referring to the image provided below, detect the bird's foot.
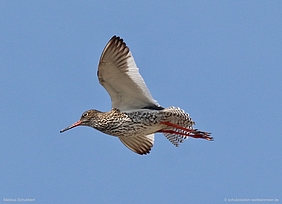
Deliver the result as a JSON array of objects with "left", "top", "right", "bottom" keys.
[{"left": 159, "top": 121, "right": 213, "bottom": 141}]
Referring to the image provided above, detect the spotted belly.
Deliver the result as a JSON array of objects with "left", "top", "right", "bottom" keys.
[{"left": 94, "top": 107, "right": 194, "bottom": 137}]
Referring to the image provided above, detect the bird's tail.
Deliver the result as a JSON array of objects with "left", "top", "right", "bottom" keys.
[{"left": 158, "top": 106, "right": 213, "bottom": 146}]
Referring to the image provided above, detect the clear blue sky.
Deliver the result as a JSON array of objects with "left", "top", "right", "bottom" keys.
[{"left": 1, "top": 1, "right": 281, "bottom": 203}]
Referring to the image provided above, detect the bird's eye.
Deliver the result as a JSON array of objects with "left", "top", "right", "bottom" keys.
[{"left": 82, "top": 112, "right": 88, "bottom": 117}]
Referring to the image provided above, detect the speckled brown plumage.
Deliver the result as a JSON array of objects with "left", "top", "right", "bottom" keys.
[
  {"left": 67, "top": 106, "right": 212, "bottom": 145},
  {"left": 60, "top": 35, "right": 212, "bottom": 155}
]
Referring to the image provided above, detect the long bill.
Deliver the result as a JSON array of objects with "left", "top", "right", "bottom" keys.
[{"left": 60, "top": 120, "right": 82, "bottom": 133}]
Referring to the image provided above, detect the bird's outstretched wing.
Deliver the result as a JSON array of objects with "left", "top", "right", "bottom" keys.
[
  {"left": 98, "top": 36, "right": 162, "bottom": 111},
  {"left": 118, "top": 134, "right": 154, "bottom": 155}
]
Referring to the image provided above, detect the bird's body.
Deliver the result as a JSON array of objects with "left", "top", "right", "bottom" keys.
[
  {"left": 85, "top": 108, "right": 166, "bottom": 137},
  {"left": 79, "top": 107, "right": 192, "bottom": 138},
  {"left": 60, "top": 36, "right": 212, "bottom": 155}
]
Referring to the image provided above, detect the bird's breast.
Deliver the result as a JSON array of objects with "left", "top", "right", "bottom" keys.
[{"left": 95, "top": 110, "right": 165, "bottom": 137}]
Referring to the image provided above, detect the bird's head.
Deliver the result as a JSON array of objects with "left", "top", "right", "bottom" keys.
[{"left": 60, "top": 109, "right": 101, "bottom": 133}]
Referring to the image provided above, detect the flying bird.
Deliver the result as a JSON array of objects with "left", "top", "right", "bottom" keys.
[{"left": 60, "top": 36, "right": 213, "bottom": 155}]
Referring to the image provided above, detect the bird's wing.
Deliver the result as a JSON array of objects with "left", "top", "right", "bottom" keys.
[
  {"left": 98, "top": 36, "right": 162, "bottom": 111},
  {"left": 118, "top": 134, "right": 154, "bottom": 155}
]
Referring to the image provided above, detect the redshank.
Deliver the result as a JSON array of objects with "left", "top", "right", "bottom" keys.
[{"left": 60, "top": 36, "right": 213, "bottom": 155}]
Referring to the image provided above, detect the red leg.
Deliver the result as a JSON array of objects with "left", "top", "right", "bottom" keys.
[{"left": 160, "top": 121, "right": 213, "bottom": 141}]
